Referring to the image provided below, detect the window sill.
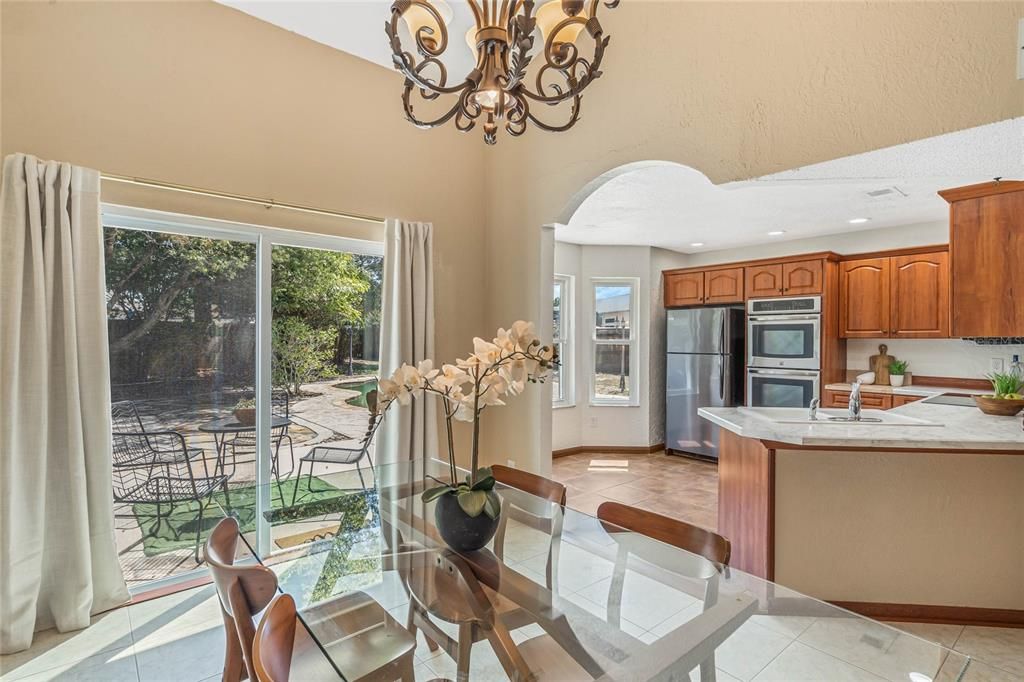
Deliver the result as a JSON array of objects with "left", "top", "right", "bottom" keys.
[
  {"left": 589, "top": 401, "right": 640, "bottom": 408},
  {"left": 552, "top": 402, "right": 577, "bottom": 410}
]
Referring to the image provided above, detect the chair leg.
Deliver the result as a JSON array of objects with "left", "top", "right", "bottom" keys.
[
  {"left": 220, "top": 608, "right": 246, "bottom": 682},
  {"left": 355, "top": 458, "right": 366, "bottom": 490},
  {"left": 699, "top": 655, "right": 717, "bottom": 681},
  {"left": 194, "top": 499, "right": 206, "bottom": 563},
  {"left": 398, "top": 653, "right": 415, "bottom": 682},
  {"left": 221, "top": 479, "right": 232, "bottom": 514},
  {"left": 456, "top": 622, "right": 474, "bottom": 682},
  {"left": 291, "top": 459, "right": 304, "bottom": 507}
]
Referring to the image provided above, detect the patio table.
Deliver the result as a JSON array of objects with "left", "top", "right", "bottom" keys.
[
  {"left": 198, "top": 415, "right": 290, "bottom": 481},
  {"left": 220, "top": 459, "right": 983, "bottom": 681}
]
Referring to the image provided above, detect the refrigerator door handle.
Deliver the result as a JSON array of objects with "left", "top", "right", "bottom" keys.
[{"left": 719, "top": 313, "right": 727, "bottom": 400}]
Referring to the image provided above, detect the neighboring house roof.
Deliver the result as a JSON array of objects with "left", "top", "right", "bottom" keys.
[{"left": 595, "top": 294, "right": 631, "bottom": 315}]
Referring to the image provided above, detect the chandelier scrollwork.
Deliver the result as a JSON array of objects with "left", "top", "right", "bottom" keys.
[{"left": 385, "top": 0, "right": 619, "bottom": 144}]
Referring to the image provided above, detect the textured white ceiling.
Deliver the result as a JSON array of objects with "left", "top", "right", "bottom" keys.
[
  {"left": 558, "top": 117, "right": 1024, "bottom": 253},
  {"left": 218, "top": 0, "right": 479, "bottom": 76}
]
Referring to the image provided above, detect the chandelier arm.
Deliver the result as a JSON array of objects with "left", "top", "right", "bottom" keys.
[
  {"left": 387, "top": 18, "right": 471, "bottom": 96},
  {"left": 465, "top": 0, "right": 484, "bottom": 26},
  {"left": 401, "top": 82, "right": 474, "bottom": 129},
  {"left": 523, "top": 91, "right": 582, "bottom": 133},
  {"left": 519, "top": 31, "right": 608, "bottom": 105}
]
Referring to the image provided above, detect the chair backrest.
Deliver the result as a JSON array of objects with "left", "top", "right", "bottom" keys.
[
  {"left": 596, "top": 501, "right": 730, "bottom": 569},
  {"left": 253, "top": 594, "right": 297, "bottom": 682},
  {"left": 204, "top": 517, "right": 280, "bottom": 681},
  {"left": 491, "top": 465, "right": 566, "bottom": 589},
  {"left": 492, "top": 465, "right": 567, "bottom": 505},
  {"left": 271, "top": 390, "right": 289, "bottom": 419},
  {"left": 111, "top": 400, "right": 146, "bottom": 435}
]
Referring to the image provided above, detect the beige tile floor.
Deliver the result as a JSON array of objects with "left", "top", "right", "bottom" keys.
[{"left": 553, "top": 450, "right": 719, "bottom": 531}]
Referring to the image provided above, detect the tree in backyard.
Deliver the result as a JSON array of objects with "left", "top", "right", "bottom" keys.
[
  {"left": 271, "top": 316, "right": 337, "bottom": 396},
  {"left": 104, "top": 229, "right": 255, "bottom": 355}
]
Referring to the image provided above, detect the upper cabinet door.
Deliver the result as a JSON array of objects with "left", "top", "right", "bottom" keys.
[
  {"left": 840, "top": 258, "right": 890, "bottom": 338},
  {"left": 664, "top": 272, "right": 704, "bottom": 307},
  {"left": 890, "top": 251, "right": 949, "bottom": 338},
  {"left": 782, "top": 260, "right": 823, "bottom": 295},
  {"left": 745, "top": 264, "right": 783, "bottom": 298},
  {"left": 946, "top": 189, "right": 1024, "bottom": 337},
  {"left": 704, "top": 267, "right": 745, "bottom": 304}
]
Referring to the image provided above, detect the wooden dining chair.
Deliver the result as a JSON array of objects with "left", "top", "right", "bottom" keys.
[
  {"left": 204, "top": 517, "right": 279, "bottom": 682},
  {"left": 596, "top": 501, "right": 731, "bottom": 682},
  {"left": 253, "top": 594, "right": 297, "bottom": 682},
  {"left": 404, "top": 466, "right": 569, "bottom": 680},
  {"left": 205, "top": 517, "right": 417, "bottom": 682}
]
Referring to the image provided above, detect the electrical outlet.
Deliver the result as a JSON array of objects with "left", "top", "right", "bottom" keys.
[
  {"left": 991, "top": 357, "right": 1005, "bottom": 372},
  {"left": 506, "top": 459, "right": 516, "bottom": 469},
  {"left": 589, "top": 416, "right": 599, "bottom": 428}
]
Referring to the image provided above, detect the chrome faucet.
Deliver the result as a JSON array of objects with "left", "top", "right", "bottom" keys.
[
  {"left": 808, "top": 397, "right": 820, "bottom": 421},
  {"left": 849, "top": 381, "right": 863, "bottom": 421}
]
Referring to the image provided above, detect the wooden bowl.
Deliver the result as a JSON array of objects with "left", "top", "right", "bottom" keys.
[{"left": 973, "top": 395, "right": 1024, "bottom": 417}]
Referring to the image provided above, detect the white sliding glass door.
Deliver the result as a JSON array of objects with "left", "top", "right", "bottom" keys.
[{"left": 103, "top": 206, "right": 383, "bottom": 590}]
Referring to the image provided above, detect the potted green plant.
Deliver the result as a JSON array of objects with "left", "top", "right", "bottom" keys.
[
  {"left": 233, "top": 398, "right": 256, "bottom": 426},
  {"left": 888, "top": 359, "right": 908, "bottom": 387},
  {"left": 364, "top": 321, "right": 556, "bottom": 551}
]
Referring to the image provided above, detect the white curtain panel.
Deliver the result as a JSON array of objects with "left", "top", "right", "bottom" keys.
[
  {"left": 376, "top": 219, "right": 439, "bottom": 469},
  {"left": 0, "top": 154, "right": 129, "bottom": 653}
]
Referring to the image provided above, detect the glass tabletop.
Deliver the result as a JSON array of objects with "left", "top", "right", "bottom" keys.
[{"left": 222, "top": 459, "right": 980, "bottom": 682}]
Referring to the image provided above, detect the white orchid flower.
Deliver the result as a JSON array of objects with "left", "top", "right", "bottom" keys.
[
  {"left": 417, "top": 359, "right": 439, "bottom": 380},
  {"left": 510, "top": 320, "right": 537, "bottom": 349},
  {"left": 471, "top": 337, "right": 502, "bottom": 367}
]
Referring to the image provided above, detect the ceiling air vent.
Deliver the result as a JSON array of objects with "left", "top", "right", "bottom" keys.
[{"left": 865, "top": 186, "right": 909, "bottom": 199}]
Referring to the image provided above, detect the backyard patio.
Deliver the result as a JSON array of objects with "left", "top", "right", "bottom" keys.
[{"left": 113, "top": 377, "right": 380, "bottom": 587}]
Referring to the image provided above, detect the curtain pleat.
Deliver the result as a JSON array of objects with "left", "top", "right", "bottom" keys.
[
  {"left": 1, "top": 153, "right": 129, "bottom": 654},
  {"left": 376, "top": 219, "right": 439, "bottom": 471}
]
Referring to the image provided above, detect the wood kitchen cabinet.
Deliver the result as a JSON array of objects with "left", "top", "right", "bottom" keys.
[
  {"left": 889, "top": 251, "right": 949, "bottom": 338},
  {"left": 839, "top": 258, "right": 890, "bottom": 337},
  {"left": 782, "top": 260, "right": 823, "bottom": 295},
  {"left": 891, "top": 394, "right": 924, "bottom": 407},
  {"left": 745, "top": 264, "right": 784, "bottom": 297},
  {"left": 664, "top": 272, "right": 704, "bottom": 306},
  {"left": 839, "top": 251, "right": 950, "bottom": 339},
  {"left": 940, "top": 181, "right": 1024, "bottom": 337},
  {"left": 823, "top": 388, "right": 893, "bottom": 410},
  {"left": 744, "top": 260, "right": 823, "bottom": 299},
  {"left": 704, "top": 267, "right": 745, "bottom": 303},
  {"left": 665, "top": 268, "right": 743, "bottom": 306}
]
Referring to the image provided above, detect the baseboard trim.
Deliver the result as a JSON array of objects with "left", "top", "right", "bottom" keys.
[
  {"left": 553, "top": 443, "right": 664, "bottom": 458},
  {"left": 830, "top": 601, "right": 1024, "bottom": 628}
]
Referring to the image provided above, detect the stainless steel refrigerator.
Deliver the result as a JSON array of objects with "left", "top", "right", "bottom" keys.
[{"left": 665, "top": 307, "right": 745, "bottom": 460}]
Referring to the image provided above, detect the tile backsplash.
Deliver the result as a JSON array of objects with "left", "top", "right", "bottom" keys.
[{"left": 846, "top": 339, "right": 1024, "bottom": 379}]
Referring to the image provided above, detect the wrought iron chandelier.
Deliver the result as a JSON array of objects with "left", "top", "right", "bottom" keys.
[{"left": 385, "top": 0, "right": 619, "bottom": 144}]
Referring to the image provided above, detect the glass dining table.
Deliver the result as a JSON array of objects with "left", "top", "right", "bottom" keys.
[{"left": 221, "top": 458, "right": 989, "bottom": 682}]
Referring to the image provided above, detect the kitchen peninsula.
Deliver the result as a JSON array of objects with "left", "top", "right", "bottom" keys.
[{"left": 699, "top": 400, "right": 1024, "bottom": 625}]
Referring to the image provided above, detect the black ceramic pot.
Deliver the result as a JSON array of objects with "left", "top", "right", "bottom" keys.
[{"left": 434, "top": 492, "right": 500, "bottom": 551}]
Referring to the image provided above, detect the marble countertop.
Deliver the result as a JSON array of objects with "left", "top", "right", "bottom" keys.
[
  {"left": 824, "top": 382, "right": 988, "bottom": 397},
  {"left": 699, "top": 400, "right": 1024, "bottom": 451}
]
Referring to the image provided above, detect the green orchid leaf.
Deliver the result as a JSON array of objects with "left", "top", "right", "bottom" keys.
[
  {"left": 471, "top": 475, "right": 495, "bottom": 491},
  {"left": 482, "top": 490, "right": 502, "bottom": 520},
  {"left": 457, "top": 489, "right": 487, "bottom": 517},
  {"left": 421, "top": 485, "right": 454, "bottom": 504}
]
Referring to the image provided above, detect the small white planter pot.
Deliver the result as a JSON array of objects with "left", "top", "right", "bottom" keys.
[{"left": 890, "top": 375, "right": 905, "bottom": 387}]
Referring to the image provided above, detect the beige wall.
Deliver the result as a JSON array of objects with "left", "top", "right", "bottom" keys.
[
  {"left": 774, "top": 449, "right": 1024, "bottom": 609},
  {"left": 484, "top": 2, "right": 1023, "bottom": 469}
]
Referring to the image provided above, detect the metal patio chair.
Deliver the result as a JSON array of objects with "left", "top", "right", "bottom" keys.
[
  {"left": 291, "top": 389, "right": 379, "bottom": 506},
  {"left": 111, "top": 400, "right": 230, "bottom": 562}
]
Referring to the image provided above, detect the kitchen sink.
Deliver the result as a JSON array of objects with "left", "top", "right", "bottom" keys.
[{"left": 738, "top": 407, "right": 942, "bottom": 426}]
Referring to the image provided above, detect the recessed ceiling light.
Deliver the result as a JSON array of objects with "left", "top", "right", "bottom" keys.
[
  {"left": 767, "top": 230, "right": 785, "bottom": 236},
  {"left": 690, "top": 242, "right": 705, "bottom": 247},
  {"left": 848, "top": 217, "right": 871, "bottom": 224}
]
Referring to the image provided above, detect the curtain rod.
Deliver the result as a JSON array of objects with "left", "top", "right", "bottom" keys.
[{"left": 101, "top": 173, "right": 385, "bottom": 225}]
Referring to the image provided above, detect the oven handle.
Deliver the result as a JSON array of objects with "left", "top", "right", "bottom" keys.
[
  {"left": 748, "top": 314, "right": 821, "bottom": 322},
  {"left": 747, "top": 368, "right": 820, "bottom": 377}
]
